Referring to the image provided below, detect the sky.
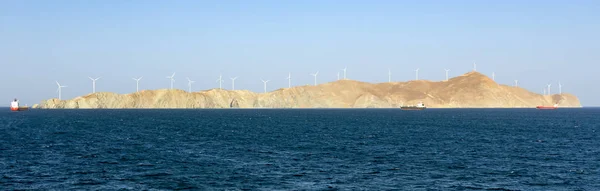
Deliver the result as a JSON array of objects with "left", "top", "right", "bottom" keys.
[{"left": 1, "top": 0, "right": 599, "bottom": 106}]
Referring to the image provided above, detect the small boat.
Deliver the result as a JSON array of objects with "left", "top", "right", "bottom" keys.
[
  {"left": 401, "top": 102, "right": 426, "bottom": 110},
  {"left": 536, "top": 103, "right": 558, "bottom": 110}
]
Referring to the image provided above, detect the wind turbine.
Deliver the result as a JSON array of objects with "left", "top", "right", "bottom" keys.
[
  {"left": 492, "top": 72, "right": 495, "bottom": 81},
  {"left": 187, "top": 77, "right": 195, "bottom": 92},
  {"left": 261, "top": 79, "right": 270, "bottom": 93},
  {"left": 514, "top": 80, "right": 518, "bottom": 87},
  {"left": 88, "top": 77, "right": 100, "bottom": 93},
  {"left": 473, "top": 61, "right": 477, "bottom": 71},
  {"left": 444, "top": 69, "right": 450, "bottom": 81},
  {"left": 415, "top": 68, "right": 420, "bottom": 80},
  {"left": 286, "top": 73, "right": 291, "bottom": 88},
  {"left": 55, "top": 81, "right": 67, "bottom": 100},
  {"left": 216, "top": 74, "right": 223, "bottom": 89},
  {"left": 342, "top": 67, "right": 347, "bottom": 80},
  {"left": 166, "top": 72, "right": 176, "bottom": 89},
  {"left": 559, "top": 82, "right": 562, "bottom": 94},
  {"left": 547, "top": 84, "right": 551, "bottom": 95},
  {"left": 388, "top": 69, "right": 391, "bottom": 83},
  {"left": 337, "top": 72, "right": 340, "bottom": 80},
  {"left": 230, "top": 77, "right": 238, "bottom": 90},
  {"left": 132, "top": 77, "right": 142, "bottom": 92},
  {"left": 310, "top": 71, "right": 319, "bottom": 85}
]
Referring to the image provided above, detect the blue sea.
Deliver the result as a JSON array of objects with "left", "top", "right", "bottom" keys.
[{"left": 1, "top": 108, "right": 599, "bottom": 190}]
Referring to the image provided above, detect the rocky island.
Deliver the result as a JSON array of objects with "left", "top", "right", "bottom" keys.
[{"left": 34, "top": 72, "right": 581, "bottom": 109}]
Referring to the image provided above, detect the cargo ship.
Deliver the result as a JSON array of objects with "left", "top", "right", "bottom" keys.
[
  {"left": 401, "top": 102, "right": 426, "bottom": 110},
  {"left": 536, "top": 103, "right": 558, "bottom": 110},
  {"left": 10, "top": 99, "right": 28, "bottom": 111}
]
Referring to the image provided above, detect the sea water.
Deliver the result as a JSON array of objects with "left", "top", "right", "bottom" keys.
[{"left": 1, "top": 108, "right": 599, "bottom": 190}]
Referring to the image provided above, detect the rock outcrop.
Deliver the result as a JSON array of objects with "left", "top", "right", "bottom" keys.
[{"left": 34, "top": 72, "right": 582, "bottom": 109}]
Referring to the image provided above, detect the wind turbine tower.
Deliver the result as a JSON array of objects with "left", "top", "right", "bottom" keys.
[
  {"left": 261, "top": 79, "right": 270, "bottom": 93},
  {"left": 88, "top": 77, "right": 100, "bottom": 93},
  {"left": 216, "top": 74, "right": 224, "bottom": 89},
  {"left": 415, "top": 68, "right": 420, "bottom": 80},
  {"left": 388, "top": 69, "right": 391, "bottom": 83},
  {"left": 444, "top": 69, "right": 450, "bottom": 81},
  {"left": 166, "top": 72, "right": 176, "bottom": 89},
  {"left": 547, "top": 84, "right": 551, "bottom": 95},
  {"left": 342, "top": 67, "right": 347, "bottom": 80},
  {"left": 492, "top": 72, "right": 495, "bottom": 81},
  {"left": 286, "top": 73, "right": 291, "bottom": 88},
  {"left": 132, "top": 77, "right": 142, "bottom": 92},
  {"left": 473, "top": 61, "right": 477, "bottom": 71},
  {"left": 187, "top": 77, "right": 195, "bottom": 92},
  {"left": 310, "top": 71, "right": 319, "bottom": 86},
  {"left": 337, "top": 72, "right": 340, "bottom": 80},
  {"left": 514, "top": 80, "right": 518, "bottom": 87},
  {"left": 230, "top": 77, "right": 238, "bottom": 90},
  {"left": 559, "top": 82, "right": 562, "bottom": 94},
  {"left": 55, "top": 81, "right": 67, "bottom": 100}
]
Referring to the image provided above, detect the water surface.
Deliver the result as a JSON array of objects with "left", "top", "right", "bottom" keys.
[{"left": 1, "top": 108, "right": 599, "bottom": 190}]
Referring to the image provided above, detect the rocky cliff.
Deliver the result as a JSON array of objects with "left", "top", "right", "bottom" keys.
[{"left": 34, "top": 72, "right": 581, "bottom": 109}]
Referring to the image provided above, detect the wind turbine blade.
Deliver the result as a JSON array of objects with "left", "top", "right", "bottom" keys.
[
  {"left": 56, "top": 81, "right": 60, "bottom": 86},
  {"left": 88, "top": 77, "right": 93, "bottom": 80}
]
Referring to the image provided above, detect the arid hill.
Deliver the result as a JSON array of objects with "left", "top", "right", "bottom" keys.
[{"left": 34, "top": 72, "right": 581, "bottom": 109}]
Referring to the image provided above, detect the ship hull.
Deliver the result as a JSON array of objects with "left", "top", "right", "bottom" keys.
[
  {"left": 401, "top": 107, "right": 426, "bottom": 110},
  {"left": 10, "top": 107, "right": 28, "bottom": 111},
  {"left": 536, "top": 106, "right": 557, "bottom": 110}
]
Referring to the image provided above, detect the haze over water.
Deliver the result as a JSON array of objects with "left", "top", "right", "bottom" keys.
[{"left": 1, "top": 109, "right": 599, "bottom": 190}]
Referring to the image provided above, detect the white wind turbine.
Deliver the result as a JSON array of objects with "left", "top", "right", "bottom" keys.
[
  {"left": 286, "top": 73, "right": 291, "bottom": 88},
  {"left": 514, "top": 80, "right": 518, "bottom": 87},
  {"left": 337, "top": 72, "right": 340, "bottom": 80},
  {"left": 187, "top": 77, "right": 195, "bottom": 92},
  {"left": 473, "top": 61, "right": 477, "bottom": 71},
  {"left": 132, "top": 77, "right": 142, "bottom": 92},
  {"left": 547, "top": 84, "right": 551, "bottom": 95},
  {"left": 444, "top": 69, "right": 450, "bottom": 81},
  {"left": 342, "top": 67, "right": 347, "bottom": 80},
  {"left": 166, "top": 72, "right": 176, "bottom": 89},
  {"left": 388, "top": 69, "right": 391, "bottom": 83},
  {"left": 543, "top": 88, "right": 546, "bottom": 95},
  {"left": 310, "top": 71, "right": 319, "bottom": 86},
  {"left": 415, "top": 68, "right": 420, "bottom": 80},
  {"left": 216, "top": 74, "right": 223, "bottom": 89},
  {"left": 88, "top": 77, "right": 100, "bottom": 93},
  {"left": 492, "top": 72, "right": 495, "bottom": 81},
  {"left": 55, "top": 81, "right": 67, "bottom": 100},
  {"left": 230, "top": 77, "right": 238, "bottom": 90},
  {"left": 559, "top": 82, "right": 562, "bottom": 94},
  {"left": 261, "top": 79, "right": 270, "bottom": 93}
]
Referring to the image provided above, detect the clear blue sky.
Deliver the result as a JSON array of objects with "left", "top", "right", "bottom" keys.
[{"left": 1, "top": 0, "right": 599, "bottom": 106}]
